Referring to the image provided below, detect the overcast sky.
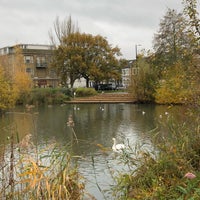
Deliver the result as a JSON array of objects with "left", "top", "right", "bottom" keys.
[{"left": 0, "top": 0, "right": 199, "bottom": 59}]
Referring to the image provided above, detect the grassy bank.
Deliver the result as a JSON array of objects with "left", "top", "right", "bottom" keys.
[
  {"left": 16, "top": 88, "right": 72, "bottom": 105},
  {"left": 113, "top": 108, "right": 200, "bottom": 199},
  {"left": 16, "top": 87, "right": 98, "bottom": 106}
]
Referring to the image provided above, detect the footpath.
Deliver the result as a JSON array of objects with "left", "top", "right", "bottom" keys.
[{"left": 69, "top": 92, "right": 135, "bottom": 103}]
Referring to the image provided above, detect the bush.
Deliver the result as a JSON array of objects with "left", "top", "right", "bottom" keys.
[
  {"left": 17, "top": 88, "right": 72, "bottom": 105},
  {"left": 75, "top": 87, "right": 97, "bottom": 97}
]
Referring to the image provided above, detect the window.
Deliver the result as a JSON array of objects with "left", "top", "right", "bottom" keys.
[
  {"left": 26, "top": 68, "right": 33, "bottom": 73},
  {"left": 36, "top": 56, "right": 47, "bottom": 68},
  {"left": 24, "top": 56, "right": 33, "bottom": 64},
  {"left": 132, "top": 67, "right": 139, "bottom": 75}
]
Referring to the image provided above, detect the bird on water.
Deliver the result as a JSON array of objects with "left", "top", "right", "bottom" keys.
[{"left": 112, "top": 138, "right": 125, "bottom": 152}]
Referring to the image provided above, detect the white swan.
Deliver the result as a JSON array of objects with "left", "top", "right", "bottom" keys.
[{"left": 112, "top": 138, "right": 125, "bottom": 152}]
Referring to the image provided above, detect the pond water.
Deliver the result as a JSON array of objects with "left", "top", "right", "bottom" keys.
[{"left": 0, "top": 103, "right": 194, "bottom": 199}]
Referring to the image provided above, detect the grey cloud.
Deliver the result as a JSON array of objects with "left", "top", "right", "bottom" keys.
[{"left": 0, "top": 0, "right": 191, "bottom": 58}]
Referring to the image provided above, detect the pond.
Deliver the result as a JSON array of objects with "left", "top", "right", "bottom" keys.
[{"left": 0, "top": 103, "right": 194, "bottom": 199}]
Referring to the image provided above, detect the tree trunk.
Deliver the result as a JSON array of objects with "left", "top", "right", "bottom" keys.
[{"left": 86, "top": 77, "right": 89, "bottom": 88}]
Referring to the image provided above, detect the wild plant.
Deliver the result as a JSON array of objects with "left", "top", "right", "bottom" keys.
[
  {"left": 0, "top": 114, "right": 85, "bottom": 200},
  {"left": 112, "top": 109, "right": 200, "bottom": 200}
]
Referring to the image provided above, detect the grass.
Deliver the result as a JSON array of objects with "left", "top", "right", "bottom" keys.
[{"left": 112, "top": 108, "right": 200, "bottom": 200}]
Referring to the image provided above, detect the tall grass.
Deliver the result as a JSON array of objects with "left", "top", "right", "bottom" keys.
[
  {"left": 113, "top": 108, "right": 200, "bottom": 199},
  {"left": 0, "top": 114, "right": 85, "bottom": 200}
]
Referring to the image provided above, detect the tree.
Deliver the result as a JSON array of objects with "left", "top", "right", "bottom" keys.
[
  {"left": 49, "top": 15, "right": 79, "bottom": 46},
  {"left": 182, "top": 0, "right": 200, "bottom": 105},
  {"left": 74, "top": 33, "right": 121, "bottom": 87},
  {"left": 152, "top": 8, "right": 200, "bottom": 104},
  {"left": 52, "top": 32, "right": 121, "bottom": 88},
  {"left": 182, "top": 0, "right": 200, "bottom": 40},
  {"left": 0, "top": 46, "right": 32, "bottom": 108},
  {"left": 50, "top": 16, "right": 80, "bottom": 87},
  {"left": 12, "top": 47, "right": 32, "bottom": 101},
  {"left": 153, "top": 8, "right": 197, "bottom": 71},
  {"left": 0, "top": 67, "right": 18, "bottom": 111},
  {"left": 130, "top": 55, "right": 156, "bottom": 102}
]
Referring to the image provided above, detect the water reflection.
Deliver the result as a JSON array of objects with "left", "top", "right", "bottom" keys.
[{"left": 0, "top": 103, "right": 193, "bottom": 199}]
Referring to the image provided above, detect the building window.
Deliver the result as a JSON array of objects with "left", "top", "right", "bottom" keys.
[
  {"left": 24, "top": 56, "right": 33, "bottom": 64},
  {"left": 49, "top": 69, "right": 56, "bottom": 77},
  {"left": 26, "top": 67, "right": 34, "bottom": 74},
  {"left": 36, "top": 56, "right": 47, "bottom": 68},
  {"left": 122, "top": 69, "right": 126, "bottom": 75}
]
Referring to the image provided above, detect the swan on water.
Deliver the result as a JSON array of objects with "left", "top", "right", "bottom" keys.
[{"left": 112, "top": 138, "right": 125, "bottom": 152}]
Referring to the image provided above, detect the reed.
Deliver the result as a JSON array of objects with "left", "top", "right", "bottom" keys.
[
  {"left": 0, "top": 115, "right": 85, "bottom": 200},
  {"left": 112, "top": 109, "right": 200, "bottom": 199}
]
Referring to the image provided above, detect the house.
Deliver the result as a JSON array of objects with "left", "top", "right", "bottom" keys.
[
  {"left": 121, "top": 59, "right": 138, "bottom": 88},
  {"left": 1, "top": 43, "right": 135, "bottom": 89},
  {"left": 0, "top": 44, "right": 59, "bottom": 88}
]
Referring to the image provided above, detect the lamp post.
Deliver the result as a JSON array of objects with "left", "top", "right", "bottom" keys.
[
  {"left": 135, "top": 44, "right": 141, "bottom": 60},
  {"left": 130, "top": 44, "right": 142, "bottom": 85},
  {"left": 134, "top": 44, "right": 141, "bottom": 76}
]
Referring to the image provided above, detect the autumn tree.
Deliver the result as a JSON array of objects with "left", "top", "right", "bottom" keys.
[
  {"left": 12, "top": 46, "right": 32, "bottom": 97},
  {"left": 0, "top": 46, "right": 32, "bottom": 109},
  {"left": 0, "top": 66, "right": 18, "bottom": 111},
  {"left": 52, "top": 32, "right": 121, "bottom": 88},
  {"left": 155, "top": 62, "right": 192, "bottom": 104},
  {"left": 71, "top": 33, "right": 121, "bottom": 87},
  {"left": 182, "top": 0, "right": 200, "bottom": 40},
  {"left": 50, "top": 16, "right": 80, "bottom": 87},
  {"left": 152, "top": 8, "right": 199, "bottom": 104},
  {"left": 50, "top": 15, "right": 121, "bottom": 88}
]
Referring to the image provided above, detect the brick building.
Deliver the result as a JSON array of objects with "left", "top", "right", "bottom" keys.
[{"left": 0, "top": 44, "right": 59, "bottom": 87}]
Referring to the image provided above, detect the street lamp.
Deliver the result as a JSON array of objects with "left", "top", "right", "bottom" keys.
[
  {"left": 135, "top": 44, "right": 141, "bottom": 60},
  {"left": 133, "top": 44, "right": 141, "bottom": 76}
]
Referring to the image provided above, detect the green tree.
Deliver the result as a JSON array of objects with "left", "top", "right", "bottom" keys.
[
  {"left": 151, "top": 8, "right": 200, "bottom": 104},
  {"left": 130, "top": 55, "right": 156, "bottom": 102},
  {"left": 153, "top": 8, "right": 197, "bottom": 72},
  {"left": 182, "top": 0, "right": 200, "bottom": 105},
  {"left": 182, "top": 0, "right": 200, "bottom": 40}
]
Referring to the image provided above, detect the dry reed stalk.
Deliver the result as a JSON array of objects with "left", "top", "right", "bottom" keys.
[{"left": 67, "top": 115, "right": 78, "bottom": 143}]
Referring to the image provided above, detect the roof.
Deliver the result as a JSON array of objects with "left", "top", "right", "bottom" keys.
[{"left": 0, "top": 44, "right": 54, "bottom": 55}]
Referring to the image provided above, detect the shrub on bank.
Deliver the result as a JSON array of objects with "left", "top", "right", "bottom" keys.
[
  {"left": 75, "top": 87, "right": 97, "bottom": 97},
  {"left": 17, "top": 88, "right": 72, "bottom": 105}
]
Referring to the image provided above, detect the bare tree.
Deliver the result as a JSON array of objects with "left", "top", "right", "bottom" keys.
[{"left": 49, "top": 15, "right": 79, "bottom": 46}]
